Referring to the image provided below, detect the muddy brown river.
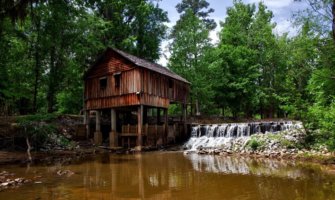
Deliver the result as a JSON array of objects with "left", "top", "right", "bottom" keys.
[{"left": 1, "top": 152, "right": 335, "bottom": 200}]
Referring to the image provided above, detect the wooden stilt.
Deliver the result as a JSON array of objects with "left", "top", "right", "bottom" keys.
[
  {"left": 182, "top": 103, "right": 187, "bottom": 140},
  {"left": 109, "top": 109, "right": 118, "bottom": 148},
  {"left": 84, "top": 110, "right": 90, "bottom": 139},
  {"left": 163, "top": 108, "right": 168, "bottom": 145},
  {"left": 136, "top": 105, "right": 143, "bottom": 151},
  {"left": 157, "top": 108, "right": 161, "bottom": 124},
  {"left": 94, "top": 110, "right": 102, "bottom": 145}
]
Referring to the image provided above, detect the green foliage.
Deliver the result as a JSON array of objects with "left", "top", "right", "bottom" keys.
[
  {"left": 246, "top": 137, "right": 264, "bottom": 151},
  {"left": 95, "top": 0, "right": 169, "bottom": 61},
  {"left": 249, "top": 139, "right": 260, "bottom": 151},
  {"left": 168, "top": 104, "right": 181, "bottom": 115},
  {"left": 305, "top": 101, "right": 335, "bottom": 150},
  {"left": 16, "top": 113, "right": 76, "bottom": 150},
  {"left": 0, "top": 0, "right": 168, "bottom": 115},
  {"left": 169, "top": 3, "right": 215, "bottom": 115},
  {"left": 17, "top": 120, "right": 58, "bottom": 149},
  {"left": 175, "top": 0, "right": 216, "bottom": 30},
  {"left": 212, "top": 1, "right": 260, "bottom": 117}
]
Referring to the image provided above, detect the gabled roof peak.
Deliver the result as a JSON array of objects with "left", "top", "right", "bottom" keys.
[{"left": 110, "top": 48, "right": 190, "bottom": 84}]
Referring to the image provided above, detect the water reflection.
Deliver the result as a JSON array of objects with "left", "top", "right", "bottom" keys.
[
  {"left": 0, "top": 152, "right": 335, "bottom": 200},
  {"left": 186, "top": 154, "right": 307, "bottom": 179}
]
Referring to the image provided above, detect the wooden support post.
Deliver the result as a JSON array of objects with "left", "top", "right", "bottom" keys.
[
  {"left": 163, "top": 108, "right": 168, "bottom": 145},
  {"left": 182, "top": 103, "right": 187, "bottom": 140},
  {"left": 136, "top": 105, "right": 143, "bottom": 151},
  {"left": 109, "top": 109, "right": 118, "bottom": 148},
  {"left": 84, "top": 110, "right": 90, "bottom": 139},
  {"left": 155, "top": 124, "right": 158, "bottom": 143},
  {"left": 145, "top": 123, "right": 148, "bottom": 136},
  {"left": 143, "top": 106, "right": 147, "bottom": 124},
  {"left": 156, "top": 108, "right": 161, "bottom": 124},
  {"left": 94, "top": 110, "right": 102, "bottom": 145}
]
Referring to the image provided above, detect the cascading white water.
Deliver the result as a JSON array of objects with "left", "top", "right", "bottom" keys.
[{"left": 184, "top": 121, "right": 303, "bottom": 151}]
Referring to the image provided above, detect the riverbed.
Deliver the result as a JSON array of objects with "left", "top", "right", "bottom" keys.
[{"left": 1, "top": 152, "right": 335, "bottom": 200}]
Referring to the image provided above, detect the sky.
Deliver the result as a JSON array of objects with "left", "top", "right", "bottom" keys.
[{"left": 157, "top": 0, "right": 308, "bottom": 66}]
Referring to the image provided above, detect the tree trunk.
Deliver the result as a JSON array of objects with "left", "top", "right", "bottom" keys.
[
  {"left": 31, "top": 0, "right": 40, "bottom": 113},
  {"left": 260, "top": 102, "right": 264, "bottom": 119},
  {"left": 47, "top": 47, "right": 56, "bottom": 113},
  {"left": 33, "top": 35, "right": 40, "bottom": 113},
  {"left": 26, "top": 137, "right": 32, "bottom": 162}
]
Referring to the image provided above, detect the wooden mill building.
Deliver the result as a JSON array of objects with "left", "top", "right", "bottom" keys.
[{"left": 83, "top": 48, "right": 190, "bottom": 150}]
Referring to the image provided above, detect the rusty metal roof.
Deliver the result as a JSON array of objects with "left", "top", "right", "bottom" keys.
[{"left": 111, "top": 48, "right": 190, "bottom": 84}]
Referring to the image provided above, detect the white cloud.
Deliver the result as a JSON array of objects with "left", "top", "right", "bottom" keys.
[
  {"left": 245, "top": 0, "right": 293, "bottom": 8},
  {"left": 274, "top": 19, "right": 290, "bottom": 34}
]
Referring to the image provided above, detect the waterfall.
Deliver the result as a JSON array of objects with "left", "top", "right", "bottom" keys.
[{"left": 184, "top": 121, "right": 303, "bottom": 151}]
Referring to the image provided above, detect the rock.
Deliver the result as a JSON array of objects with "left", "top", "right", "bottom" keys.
[
  {"left": 1, "top": 182, "right": 9, "bottom": 186},
  {"left": 0, "top": 171, "right": 31, "bottom": 191},
  {"left": 56, "top": 170, "right": 75, "bottom": 177}
]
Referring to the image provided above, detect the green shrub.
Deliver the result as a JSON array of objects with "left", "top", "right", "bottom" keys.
[
  {"left": 305, "top": 101, "right": 335, "bottom": 151},
  {"left": 279, "top": 138, "right": 295, "bottom": 149},
  {"left": 247, "top": 138, "right": 264, "bottom": 151},
  {"left": 16, "top": 114, "right": 61, "bottom": 150},
  {"left": 17, "top": 121, "right": 58, "bottom": 149}
]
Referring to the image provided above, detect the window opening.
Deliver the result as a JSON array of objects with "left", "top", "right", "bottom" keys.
[
  {"left": 100, "top": 77, "right": 107, "bottom": 90},
  {"left": 114, "top": 72, "right": 121, "bottom": 88}
]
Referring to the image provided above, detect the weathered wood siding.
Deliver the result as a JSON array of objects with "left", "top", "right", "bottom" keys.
[
  {"left": 85, "top": 50, "right": 189, "bottom": 110},
  {"left": 142, "top": 69, "right": 188, "bottom": 104},
  {"left": 86, "top": 51, "right": 134, "bottom": 78},
  {"left": 85, "top": 69, "right": 141, "bottom": 98}
]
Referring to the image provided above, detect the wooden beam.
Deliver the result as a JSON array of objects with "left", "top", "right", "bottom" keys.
[
  {"left": 84, "top": 110, "right": 90, "bottom": 139},
  {"left": 143, "top": 106, "right": 148, "bottom": 124},
  {"left": 109, "top": 109, "right": 118, "bottom": 148},
  {"left": 96, "top": 110, "right": 101, "bottom": 131},
  {"left": 182, "top": 103, "right": 187, "bottom": 140},
  {"left": 94, "top": 110, "right": 102, "bottom": 145},
  {"left": 136, "top": 105, "right": 143, "bottom": 151},
  {"left": 163, "top": 108, "right": 168, "bottom": 145},
  {"left": 156, "top": 108, "right": 161, "bottom": 124}
]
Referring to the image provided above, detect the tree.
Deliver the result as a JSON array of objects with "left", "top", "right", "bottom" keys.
[
  {"left": 249, "top": 3, "right": 280, "bottom": 118},
  {"left": 169, "top": 1, "right": 214, "bottom": 115},
  {"left": 175, "top": 0, "right": 216, "bottom": 30},
  {"left": 0, "top": 0, "right": 169, "bottom": 115},
  {"left": 292, "top": 0, "right": 335, "bottom": 149},
  {"left": 212, "top": 0, "right": 259, "bottom": 118},
  {"left": 95, "top": 0, "right": 169, "bottom": 61}
]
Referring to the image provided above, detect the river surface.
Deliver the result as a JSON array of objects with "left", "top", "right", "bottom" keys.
[{"left": 1, "top": 152, "right": 335, "bottom": 200}]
